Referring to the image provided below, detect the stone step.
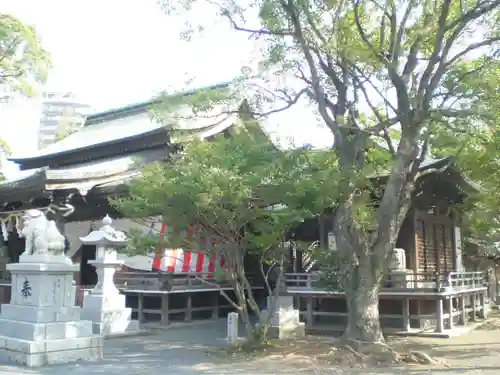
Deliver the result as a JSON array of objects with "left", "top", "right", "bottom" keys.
[
  {"left": 0, "top": 319, "right": 93, "bottom": 341},
  {"left": 0, "top": 335, "right": 102, "bottom": 354},
  {"left": 0, "top": 335, "right": 102, "bottom": 367}
]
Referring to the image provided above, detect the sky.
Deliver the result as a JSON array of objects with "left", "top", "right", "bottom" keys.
[{"left": 0, "top": 0, "right": 332, "bottom": 178}]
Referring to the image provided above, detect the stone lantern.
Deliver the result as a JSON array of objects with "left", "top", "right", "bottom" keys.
[{"left": 79, "top": 215, "right": 139, "bottom": 336}]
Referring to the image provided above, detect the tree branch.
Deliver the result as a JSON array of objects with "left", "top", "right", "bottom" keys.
[
  {"left": 352, "top": 0, "right": 412, "bottom": 128},
  {"left": 445, "top": 0, "right": 500, "bottom": 32},
  {"left": 280, "top": 0, "right": 340, "bottom": 136},
  {"left": 205, "top": 0, "right": 293, "bottom": 36},
  {"left": 429, "top": 108, "right": 495, "bottom": 120},
  {"left": 422, "top": 2, "right": 500, "bottom": 113},
  {"left": 446, "top": 36, "right": 500, "bottom": 68},
  {"left": 416, "top": 0, "right": 452, "bottom": 115},
  {"left": 393, "top": 0, "right": 418, "bottom": 64}
]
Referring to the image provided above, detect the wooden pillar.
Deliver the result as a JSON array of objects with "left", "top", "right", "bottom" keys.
[
  {"left": 480, "top": 292, "right": 487, "bottom": 319},
  {"left": 447, "top": 297, "right": 454, "bottom": 329},
  {"left": 306, "top": 296, "right": 313, "bottom": 328},
  {"left": 416, "top": 300, "right": 422, "bottom": 328},
  {"left": 212, "top": 292, "right": 220, "bottom": 319},
  {"left": 185, "top": 293, "right": 192, "bottom": 321},
  {"left": 137, "top": 293, "right": 145, "bottom": 323},
  {"left": 471, "top": 294, "right": 477, "bottom": 321},
  {"left": 402, "top": 298, "right": 410, "bottom": 332},
  {"left": 435, "top": 298, "right": 444, "bottom": 333},
  {"left": 459, "top": 295, "right": 466, "bottom": 325},
  {"left": 161, "top": 294, "right": 169, "bottom": 325},
  {"left": 294, "top": 296, "right": 300, "bottom": 310}
]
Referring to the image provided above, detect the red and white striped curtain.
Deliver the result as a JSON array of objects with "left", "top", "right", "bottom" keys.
[{"left": 151, "top": 223, "right": 225, "bottom": 277}]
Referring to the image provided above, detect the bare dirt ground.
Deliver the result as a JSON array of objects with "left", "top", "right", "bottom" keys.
[
  {"left": 214, "top": 310, "right": 500, "bottom": 374},
  {"left": 1, "top": 316, "right": 500, "bottom": 374}
]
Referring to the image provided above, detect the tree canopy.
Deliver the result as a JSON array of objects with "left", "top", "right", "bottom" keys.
[
  {"left": 0, "top": 14, "right": 50, "bottom": 94},
  {"left": 432, "top": 59, "right": 500, "bottom": 250},
  {"left": 113, "top": 122, "right": 340, "bottom": 336},
  {"left": 0, "top": 14, "right": 49, "bottom": 180},
  {"left": 154, "top": 0, "right": 499, "bottom": 343}
]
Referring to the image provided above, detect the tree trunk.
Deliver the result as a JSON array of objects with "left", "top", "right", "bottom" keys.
[
  {"left": 335, "top": 204, "right": 387, "bottom": 344},
  {"left": 343, "top": 267, "right": 384, "bottom": 343}
]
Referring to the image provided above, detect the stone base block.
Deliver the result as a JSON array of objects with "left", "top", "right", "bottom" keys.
[
  {"left": 83, "top": 293, "right": 126, "bottom": 310},
  {"left": 81, "top": 307, "right": 131, "bottom": 324},
  {"left": 266, "top": 296, "right": 295, "bottom": 311},
  {"left": 388, "top": 270, "right": 414, "bottom": 288},
  {"left": 92, "top": 317, "right": 140, "bottom": 336},
  {"left": 261, "top": 308, "right": 301, "bottom": 327},
  {"left": 261, "top": 296, "right": 305, "bottom": 340},
  {"left": 267, "top": 322, "right": 306, "bottom": 339},
  {"left": 81, "top": 307, "right": 140, "bottom": 335},
  {"left": 0, "top": 335, "right": 103, "bottom": 367}
]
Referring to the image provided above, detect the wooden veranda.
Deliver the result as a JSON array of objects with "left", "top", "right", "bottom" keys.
[{"left": 285, "top": 270, "right": 489, "bottom": 335}]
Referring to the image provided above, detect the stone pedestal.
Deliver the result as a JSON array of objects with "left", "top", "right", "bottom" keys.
[
  {"left": 0, "top": 262, "right": 102, "bottom": 367},
  {"left": 79, "top": 216, "right": 140, "bottom": 336},
  {"left": 389, "top": 269, "right": 415, "bottom": 288},
  {"left": 261, "top": 296, "right": 305, "bottom": 339}
]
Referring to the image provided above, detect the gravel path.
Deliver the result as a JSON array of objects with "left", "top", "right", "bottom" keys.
[{"left": 0, "top": 319, "right": 499, "bottom": 375}]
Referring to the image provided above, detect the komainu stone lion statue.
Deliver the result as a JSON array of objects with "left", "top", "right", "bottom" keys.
[{"left": 20, "top": 209, "right": 66, "bottom": 257}]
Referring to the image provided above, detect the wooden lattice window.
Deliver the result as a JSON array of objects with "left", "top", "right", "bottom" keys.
[
  {"left": 416, "top": 218, "right": 427, "bottom": 272},
  {"left": 416, "top": 215, "right": 454, "bottom": 274}
]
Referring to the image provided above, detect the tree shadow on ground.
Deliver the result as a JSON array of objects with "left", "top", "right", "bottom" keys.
[
  {"left": 7, "top": 320, "right": 320, "bottom": 375},
  {"left": 4, "top": 318, "right": 500, "bottom": 375}
]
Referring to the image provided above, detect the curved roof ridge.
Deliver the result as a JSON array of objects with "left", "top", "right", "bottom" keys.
[{"left": 85, "top": 82, "right": 232, "bottom": 127}]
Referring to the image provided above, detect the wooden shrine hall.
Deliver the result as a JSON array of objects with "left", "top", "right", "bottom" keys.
[{"left": 285, "top": 158, "right": 490, "bottom": 335}]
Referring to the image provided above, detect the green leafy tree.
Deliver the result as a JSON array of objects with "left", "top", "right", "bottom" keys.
[
  {"left": 0, "top": 14, "right": 50, "bottom": 94},
  {"left": 431, "top": 60, "right": 500, "bottom": 250},
  {"left": 157, "top": 0, "right": 500, "bottom": 343},
  {"left": 112, "top": 126, "right": 340, "bottom": 338}
]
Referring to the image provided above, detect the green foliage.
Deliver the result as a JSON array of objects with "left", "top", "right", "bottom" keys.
[
  {"left": 0, "top": 14, "right": 51, "bottom": 94},
  {"left": 0, "top": 139, "right": 10, "bottom": 155},
  {"left": 431, "top": 59, "right": 500, "bottom": 248},
  {"left": 156, "top": 0, "right": 499, "bottom": 341},
  {"left": 157, "top": 0, "right": 499, "bottom": 219},
  {"left": 112, "top": 121, "right": 341, "bottom": 339},
  {"left": 0, "top": 138, "right": 10, "bottom": 181},
  {"left": 112, "top": 127, "right": 340, "bottom": 260},
  {"left": 309, "top": 246, "right": 345, "bottom": 292},
  {"left": 0, "top": 15, "right": 48, "bottom": 180}
]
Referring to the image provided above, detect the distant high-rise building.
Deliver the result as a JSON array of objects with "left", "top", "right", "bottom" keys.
[{"left": 38, "top": 92, "right": 93, "bottom": 149}]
